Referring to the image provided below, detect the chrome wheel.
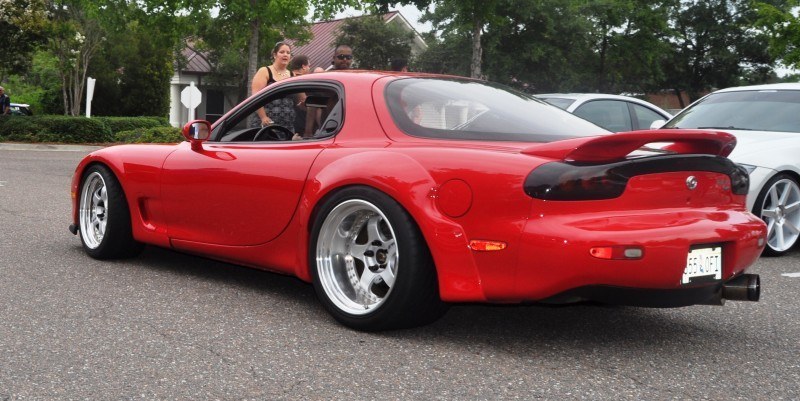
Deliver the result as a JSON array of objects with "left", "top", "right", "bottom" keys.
[
  {"left": 315, "top": 199, "right": 398, "bottom": 316},
  {"left": 79, "top": 171, "right": 108, "bottom": 250},
  {"left": 760, "top": 177, "right": 800, "bottom": 253}
]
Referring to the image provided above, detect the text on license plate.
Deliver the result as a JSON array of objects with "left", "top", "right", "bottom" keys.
[{"left": 682, "top": 246, "right": 722, "bottom": 284}]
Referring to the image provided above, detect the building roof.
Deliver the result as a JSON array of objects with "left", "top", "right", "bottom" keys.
[
  {"left": 180, "top": 45, "right": 212, "bottom": 75},
  {"left": 180, "top": 11, "right": 425, "bottom": 74},
  {"left": 287, "top": 11, "right": 427, "bottom": 71}
]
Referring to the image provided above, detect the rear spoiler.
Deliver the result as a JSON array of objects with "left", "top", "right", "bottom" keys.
[{"left": 521, "top": 130, "right": 736, "bottom": 163}]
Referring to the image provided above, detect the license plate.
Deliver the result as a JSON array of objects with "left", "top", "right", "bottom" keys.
[{"left": 682, "top": 246, "right": 722, "bottom": 284}]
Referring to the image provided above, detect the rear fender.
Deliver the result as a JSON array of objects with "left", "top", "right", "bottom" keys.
[{"left": 294, "top": 149, "right": 486, "bottom": 301}]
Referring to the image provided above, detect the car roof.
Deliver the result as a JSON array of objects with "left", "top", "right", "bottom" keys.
[
  {"left": 538, "top": 93, "right": 647, "bottom": 102},
  {"left": 537, "top": 93, "right": 671, "bottom": 116},
  {"left": 714, "top": 82, "right": 800, "bottom": 93}
]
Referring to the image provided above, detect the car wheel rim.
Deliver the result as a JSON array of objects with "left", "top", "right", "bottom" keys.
[
  {"left": 79, "top": 172, "right": 108, "bottom": 249},
  {"left": 761, "top": 178, "right": 800, "bottom": 252},
  {"left": 316, "top": 199, "right": 398, "bottom": 315}
]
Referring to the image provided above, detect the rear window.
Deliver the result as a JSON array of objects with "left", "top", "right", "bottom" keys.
[{"left": 385, "top": 78, "right": 608, "bottom": 142}]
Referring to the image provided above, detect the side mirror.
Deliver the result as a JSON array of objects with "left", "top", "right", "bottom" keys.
[
  {"left": 182, "top": 120, "right": 211, "bottom": 150},
  {"left": 649, "top": 119, "right": 666, "bottom": 130}
]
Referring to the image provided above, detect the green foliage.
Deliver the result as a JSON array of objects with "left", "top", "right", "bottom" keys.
[
  {"left": 3, "top": 51, "right": 64, "bottom": 114},
  {"left": 662, "top": 0, "right": 776, "bottom": 101},
  {"left": 114, "top": 126, "right": 182, "bottom": 143},
  {"left": 413, "top": 32, "right": 470, "bottom": 76},
  {"left": 88, "top": 12, "right": 174, "bottom": 117},
  {"left": 0, "top": 0, "right": 48, "bottom": 78},
  {"left": 95, "top": 116, "right": 170, "bottom": 133},
  {"left": 0, "top": 115, "right": 112, "bottom": 143},
  {"left": 334, "top": 15, "right": 414, "bottom": 70},
  {"left": 0, "top": 115, "right": 174, "bottom": 143},
  {"left": 754, "top": 1, "right": 800, "bottom": 69}
]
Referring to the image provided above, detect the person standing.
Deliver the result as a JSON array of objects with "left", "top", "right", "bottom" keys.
[
  {"left": 0, "top": 86, "right": 10, "bottom": 115},
  {"left": 250, "top": 42, "right": 295, "bottom": 129},
  {"left": 290, "top": 55, "right": 312, "bottom": 139},
  {"left": 326, "top": 45, "right": 353, "bottom": 71},
  {"left": 289, "top": 55, "right": 310, "bottom": 76}
]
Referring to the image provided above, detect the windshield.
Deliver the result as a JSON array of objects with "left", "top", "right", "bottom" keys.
[
  {"left": 385, "top": 78, "right": 608, "bottom": 142},
  {"left": 665, "top": 90, "right": 800, "bottom": 133}
]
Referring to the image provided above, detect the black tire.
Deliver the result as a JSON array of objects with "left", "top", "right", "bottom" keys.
[
  {"left": 752, "top": 173, "right": 800, "bottom": 256},
  {"left": 77, "top": 164, "right": 144, "bottom": 259},
  {"left": 310, "top": 186, "right": 447, "bottom": 331}
]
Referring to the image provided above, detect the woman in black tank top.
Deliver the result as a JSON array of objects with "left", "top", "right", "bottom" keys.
[{"left": 250, "top": 42, "right": 295, "bottom": 131}]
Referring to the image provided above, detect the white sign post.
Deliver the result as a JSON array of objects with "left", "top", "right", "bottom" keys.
[
  {"left": 181, "top": 81, "right": 202, "bottom": 122},
  {"left": 85, "top": 77, "right": 96, "bottom": 118}
]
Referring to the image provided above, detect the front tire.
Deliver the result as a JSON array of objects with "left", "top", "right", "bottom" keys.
[
  {"left": 310, "top": 187, "right": 446, "bottom": 331},
  {"left": 78, "top": 164, "right": 143, "bottom": 259},
  {"left": 753, "top": 173, "right": 800, "bottom": 256}
]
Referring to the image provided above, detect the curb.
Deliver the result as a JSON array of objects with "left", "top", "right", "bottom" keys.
[{"left": 0, "top": 143, "right": 104, "bottom": 152}]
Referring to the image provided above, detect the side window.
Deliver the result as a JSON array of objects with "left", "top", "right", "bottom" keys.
[
  {"left": 214, "top": 87, "right": 340, "bottom": 142},
  {"left": 631, "top": 103, "right": 666, "bottom": 130},
  {"left": 573, "top": 100, "right": 632, "bottom": 132}
]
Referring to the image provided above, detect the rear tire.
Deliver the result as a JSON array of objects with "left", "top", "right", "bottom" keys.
[
  {"left": 753, "top": 173, "right": 800, "bottom": 256},
  {"left": 310, "top": 186, "right": 447, "bottom": 331},
  {"left": 78, "top": 164, "right": 144, "bottom": 259}
]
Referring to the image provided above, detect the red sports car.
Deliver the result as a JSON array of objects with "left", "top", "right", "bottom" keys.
[{"left": 70, "top": 72, "right": 767, "bottom": 330}]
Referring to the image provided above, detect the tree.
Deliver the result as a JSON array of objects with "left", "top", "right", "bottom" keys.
[
  {"left": 481, "top": 0, "right": 594, "bottom": 91},
  {"left": 334, "top": 15, "right": 414, "bottom": 70},
  {"left": 754, "top": 0, "right": 800, "bottom": 69},
  {"left": 579, "top": 0, "right": 673, "bottom": 93},
  {"left": 413, "top": 31, "right": 470, "bottom": 76},
  {"left": 661, "top": 0, "right": 776, "bottom": 103},
  {"left": 47, "top": 0, "right": 106, "bottom": 116},
  {"left": 376, "top": 0, "right": 503, "bottom": 78},
  {"left": 0, "top": 0, "right": 48, "bottom": 80}
]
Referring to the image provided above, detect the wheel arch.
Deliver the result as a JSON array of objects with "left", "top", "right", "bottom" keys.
[{"left": 293, "top": 150, "right": 487, "bottom": 301}]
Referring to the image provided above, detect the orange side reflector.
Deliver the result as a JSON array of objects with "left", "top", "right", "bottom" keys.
[{"left": 469, "top": 240, "right": 507, "bottom": 251}]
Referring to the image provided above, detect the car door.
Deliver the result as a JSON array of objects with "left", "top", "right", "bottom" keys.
[{"left": 159, "top": 83, "right": 343, "bottom": 246}]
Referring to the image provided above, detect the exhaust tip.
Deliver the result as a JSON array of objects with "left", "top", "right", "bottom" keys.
[{"left": 723, "top": 274, "right": 760, "bottom": 302}]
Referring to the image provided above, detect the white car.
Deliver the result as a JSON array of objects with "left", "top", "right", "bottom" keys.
[
  {"left": 538, "top": 93, "right": 672, "bottom": 132},
  {"left": 662, "top": 83, "right": 800, "bottom": 256}
]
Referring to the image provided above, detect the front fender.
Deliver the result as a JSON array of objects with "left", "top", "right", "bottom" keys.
[{"left": 70, "top": 144, "right": 180, "bottom": 248}]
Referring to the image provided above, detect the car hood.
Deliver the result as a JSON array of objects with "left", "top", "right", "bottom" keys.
[{"left": 725, "top": 129, "right": 800, "bottom": 168}]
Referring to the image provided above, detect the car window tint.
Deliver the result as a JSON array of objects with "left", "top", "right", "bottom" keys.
[
  {"left": 665, "top": 90, "right": 800, "bottom": 132},
  {"left": 214, "top": 87, "right": 340, "bottom": 142},
  {"left": 573, "top": 100, "right": 632, "bottom": 132},
  {"left": 385, "top": 78, "right": 608, "bottom": 142},
  {"left": 631, "top": 103, "right": 665, "bottom": 130}
]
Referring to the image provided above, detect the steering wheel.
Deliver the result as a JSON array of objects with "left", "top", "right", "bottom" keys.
[{"left": 253, "top": 124, "right": 294, "bottom": 141}]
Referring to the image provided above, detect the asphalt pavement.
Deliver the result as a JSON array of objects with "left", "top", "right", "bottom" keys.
[{"left": 0, "top": 145, "right": 798, "bottom": 400}]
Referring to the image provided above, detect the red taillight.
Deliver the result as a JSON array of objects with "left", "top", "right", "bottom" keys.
[
  {"left": 524, "top": 155, "right": 749, "bottom": 201},
  {"left": 589, "top": 246, "right": 643, "bottom": 260}
]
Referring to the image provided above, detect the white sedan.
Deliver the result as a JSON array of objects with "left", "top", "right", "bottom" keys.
[
  {"left": 538, "top": 93, "right": 672, "bottom": 132},
  {"left": 662, "top": 83, "right": 800, "bottom": 256}
]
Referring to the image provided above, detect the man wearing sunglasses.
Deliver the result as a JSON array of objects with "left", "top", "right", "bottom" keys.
[{"left": 327, "top": 44, "right": 353, "bottom": 71}]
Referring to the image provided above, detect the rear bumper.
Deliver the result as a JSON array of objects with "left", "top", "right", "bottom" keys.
[
  {"left": 540, "top": 273, "right": 760, "bottom": 307},
  {"left": 503, "top": 209, "right": 767, "bottom": 302}
]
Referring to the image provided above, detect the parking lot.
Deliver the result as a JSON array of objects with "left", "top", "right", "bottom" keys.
[{"left": 1, "top": 146, "right": 798, "bottom": 400}]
